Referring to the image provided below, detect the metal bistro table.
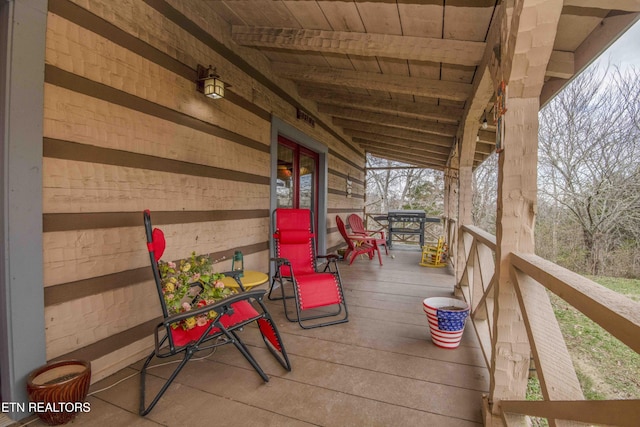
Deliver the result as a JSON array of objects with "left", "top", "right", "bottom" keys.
[{"left": 220, "top": 270, "right": 269, "bottom": 292}]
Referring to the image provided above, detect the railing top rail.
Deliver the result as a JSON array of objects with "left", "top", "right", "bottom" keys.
[
  {"left": 461, "top": 224, "right": 496, "bottom": 249},
  {"left": 511, "top": 251, "right": 640, "bottom": 354}
]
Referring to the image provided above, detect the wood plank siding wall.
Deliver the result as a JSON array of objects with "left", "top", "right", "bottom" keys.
[{"left": 42, "top": 0, "right": 365, "bottom": 382}]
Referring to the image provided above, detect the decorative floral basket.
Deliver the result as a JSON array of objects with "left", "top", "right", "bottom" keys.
[
  {"left": 159, "top": 252, "right": 233, "bottom": 340},
  {"left": 422, "top": 297, "right": 470, "bottom": 349}
]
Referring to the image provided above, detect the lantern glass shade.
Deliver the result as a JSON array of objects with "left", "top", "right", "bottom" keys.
[
  {"left": 197, "top": 64, "right": 227, "bottom": 99},
  {"left": 204, "top": 77, "right": 225, "bottom": 99}
]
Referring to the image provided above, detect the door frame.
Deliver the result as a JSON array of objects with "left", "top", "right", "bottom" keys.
[
  {"left": 270, "top": 117, "right": 328, "bottom": 254},
  {"left": 1, "top": 0, "right": 48, "bottom": 420}
]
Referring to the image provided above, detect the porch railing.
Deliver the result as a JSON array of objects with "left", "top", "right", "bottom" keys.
[{"left": 457, "top": 224, "right": 640, "bottom": 426}]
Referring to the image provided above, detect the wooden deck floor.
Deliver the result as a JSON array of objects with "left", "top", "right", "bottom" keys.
[{"left": 19, "top": 248, "right": 488, "bottom": 426}]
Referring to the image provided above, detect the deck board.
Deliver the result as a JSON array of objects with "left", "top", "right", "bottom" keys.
[{"left": 23, "top": 248, "right": 488, "bottom": 426}]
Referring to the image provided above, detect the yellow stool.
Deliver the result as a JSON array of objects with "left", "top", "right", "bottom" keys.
[{"left": 420, "top": 236, "right": 447, "bottom": 268}]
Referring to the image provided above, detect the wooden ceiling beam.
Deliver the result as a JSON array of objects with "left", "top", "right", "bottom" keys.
[
  {"left": 364, "top": 146, "right": 445, "bottom": 169},
  {"left": 319, "top": 105, "right": 458, "bottom": 136},
  {"left": 335, "top": 118, "right": 455, "bottom": 147},
  {"left": 541, "top": 12, "right": 639, "bottom": 105},
  {"left": 478, "top": 130, "right": 496, "bottom": 144},
  {"left": 454, "top": 2, "right": 502, "bottom": 169},
  {"left": 274, "top": 63, "right": 472, "bottom": 102},
  {"left": 232, "top": 26, "right": 485, "bottom": 66},
  {"left": 347, "top": 130, "right": 451, "bottom": 155},
  {"left": 298, "top": 85, "right": 463, "bottom": 124},
  {"left": 476, "top": 141, "right": 495, "bottom": 155},
  {"left": 546, "top": 51, "right": 574, "bottom": 79},
  {"left": 352, "top": 138, "right": 450, "bottom": 159}
]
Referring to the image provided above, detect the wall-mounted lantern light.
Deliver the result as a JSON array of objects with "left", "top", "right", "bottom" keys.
[{"left": 197, "top": 64, "right": 227, "bottom": 99}]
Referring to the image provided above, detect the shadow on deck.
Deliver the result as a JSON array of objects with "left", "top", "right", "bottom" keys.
[{"left": 19, "top": 248, "right": 488, "bottom": 426}]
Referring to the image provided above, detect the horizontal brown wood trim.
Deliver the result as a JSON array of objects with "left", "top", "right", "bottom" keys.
[
  {"left": 43, "top": 138, "right": 269, "bottom": 188},
  {"left": 225, "top": 91, "right": 271, "bottom": 122},
  {"left": 51, "top": 317, "right": 160, "bottom": 364},
  {"left": 328, "top": 208, "right": 363, "bottom": 214},
  {"left": 329, "top": 149, "right": 365, "bottom": 172},
  {"left": 45, "top": 242, "right": 269, "bottom": 306},
  {"left": 144, "top": 0, "right": 363, "bottom": 157},
  {"left": 48, "top": 0, "right": 270, "bottom": 122},
  {"left": 44, "top": 65, "right": 269, "bottom": 154},
  {"left": 49, "top": 0, "right": 192, "bottom": 80},
  {"left": 329, "top": 168, "right": 364, "bottom": 186},
  {"left": 328, "top": 188, "right": 364, "bottom": 199},
  {"left": 45, "top": 267, "right": 150, "bottom": 307},
  {"left": 43, "top": 209, "right": 269, "bottom": 232}
]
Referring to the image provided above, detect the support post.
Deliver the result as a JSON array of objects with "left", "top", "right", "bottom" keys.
[{"left": 490, "top": 97, "right": 539, "bottom": 413}]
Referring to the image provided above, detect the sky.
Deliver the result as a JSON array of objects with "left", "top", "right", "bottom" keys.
[{"left": 592, "top": 20, "right": 640, "bottom": 70}]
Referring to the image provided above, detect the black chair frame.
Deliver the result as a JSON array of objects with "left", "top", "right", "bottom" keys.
[{"left": 140, "top": 210, "right": 291, "bottom": 416}]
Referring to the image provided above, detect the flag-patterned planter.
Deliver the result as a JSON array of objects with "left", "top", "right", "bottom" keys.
[{"left": 423, "top": 297, "right": 470, "bottom": 349}]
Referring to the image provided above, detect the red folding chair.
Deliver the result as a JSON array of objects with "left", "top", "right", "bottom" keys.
[
  {"left": 269, "top": 208, "right": 348, "bottom": 329},
  {"left": 347, "top": 213, "right": 389, "bottom": 255},
  {"left": 140, "top": 210, "right": 290, "bottom": 416}
]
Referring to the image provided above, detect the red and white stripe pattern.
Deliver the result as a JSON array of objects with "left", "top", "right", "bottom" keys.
[{"left": 423, "top": 297, "right": 469, "bottom": 349}]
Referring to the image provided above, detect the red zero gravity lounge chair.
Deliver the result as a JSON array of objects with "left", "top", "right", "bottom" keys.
[
  {"left": 140, "top": 210, "right": 291, "bottom": 416},
  {"left": 269, "top": 208, "right": 348, "bottom": 329}
]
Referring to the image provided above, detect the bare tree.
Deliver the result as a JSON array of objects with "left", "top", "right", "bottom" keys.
[
  {"left": 538, "top": 65, "right": 640, "bottom": 275},
  {"left": 472, "top": 153, "right": 498, "bottom": 234},
  {"left": 365, "top": 154, "right": 443, "bottom": 214}
]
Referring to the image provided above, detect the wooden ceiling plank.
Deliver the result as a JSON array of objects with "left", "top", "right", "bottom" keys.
[
  {"left": 478, "top": 129, "right": 496, "bottom": 144},
  {"left": 444, "top": 4, "right": 496, "bottom": 41},
  {"left": 546, "top": 50, "right": 574, "bottom": 79},
  {"left": 281, "top": 2, "right": 333, "bottom": 30},
  {"left": 316, "top": 1, "right": 365, "bottom": 32},
  {"left": 476, "top": 141, "right": 495, "bottom": 155},
  {"left": 336, "top": 118, "right": 455, "bottom": 147},
  {"left": 347, "top": 130, "right": 451, "bottom": 155},
  {"left": 231, "top": 26, "right": 485, "bottom": 66},
  {"left": 354, "top": 138, "right": 449, "bottom": 160},
  {"left": 274, "top": 63, "right": 472, "bottom": 101},
  {"left": 299, "top": 85, "right": 463, "bottom": 123},
  {"left": 319, "top": 105, "right": 458, "bottom": 136},
  {"left": 355, "top": 1, "right": 403, "bottom": 36},
  {"left": 364, "top": 147, "right": 445, "bottom": 169},
  {"left": 542, "top": 12, "right": 639, "bottom": 105},
  {"left": 397, "top": 3, "right": 443, "bottom": 38}
]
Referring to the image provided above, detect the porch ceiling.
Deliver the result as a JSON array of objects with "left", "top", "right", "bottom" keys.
[{"left": 208, "top": 0, "right": 639, "bottom": 170}]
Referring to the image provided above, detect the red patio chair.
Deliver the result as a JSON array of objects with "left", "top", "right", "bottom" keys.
[
  {"left": 270, "top": 208, "right": 348, "bottom": 329},
  {"left": 347, "top": 213, "right": 389, "bottom": 255},
  {"left": 140, "top": 210, "right": 290, "bottom": 416},
  {"left": 337, "top": 215, "right": 383, "bottom": 266}
]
